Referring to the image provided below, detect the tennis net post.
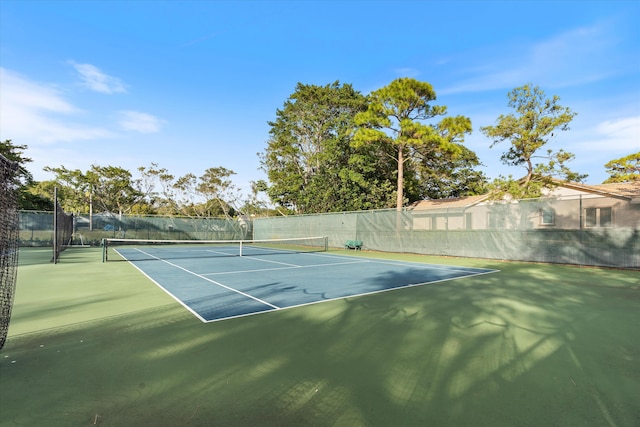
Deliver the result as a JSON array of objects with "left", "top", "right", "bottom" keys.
[{"left": 51, "top": 187, "right": 73, "bottom": 264}]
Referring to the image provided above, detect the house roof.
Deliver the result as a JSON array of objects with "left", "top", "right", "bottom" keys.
[
  {"left": 587, "top": 182, "right": 640, "bottom": 198},
  {"left": 550, "top": 179, "right": 640, "bottom": 199},
  {"left": 410, "top": 180, "right": 640, "bottom": 209},
  {"left": 409, "top": 194, "right": 490, "bottom": 210}
]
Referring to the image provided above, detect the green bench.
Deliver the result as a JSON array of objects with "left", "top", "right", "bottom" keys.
[{"left": 344, "top": 240, "right": 363, "bottom": 250}]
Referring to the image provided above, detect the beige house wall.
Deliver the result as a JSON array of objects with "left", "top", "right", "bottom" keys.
[{"left": 411, "top": 193, "right": 640, "bottom": 231}]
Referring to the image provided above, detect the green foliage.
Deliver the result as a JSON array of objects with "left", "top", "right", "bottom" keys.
[
  {"left": 353, "top": 78, "right": 472, "bottom": 209},
  {"left": 36, "top": 162, "right": 245, "bottom": 219},
  {"left": 352, "top": 78, "right": 448, "bottom": 152},
  {"left": 37, "top": 165, "right": 92, "bottom": 213},
  {"left": 486, "top": 175, "right": 546, "bottom": 200},
  {"left": 0, "top": 140, "right": 52, "bottom": 210},
  {"left": 137, "top": 163, "right": 176, "bottom": 214},
  {"left": 412, "top": 115, "right": 487, "bottom": 199},
  {"left": 196, "top": 167, "right": 239, "bottom": 218},
  {"left": 149, "top": 166, "right": 241, "bottom": 218},
  {"left": 261, "top": 81, "right": 395, "bottom": 213},
  {"left": 90, "top": 165, "right": 144, "bottom": 215},
  {"left": 239, "top": 180, "right": 277, "bottom": 217},
  {"left": 0, "top": 140, "right": 32, "bottom": 178},
  {"left": 416, "top": 144, "right": 488, "bottom": 199},
  {"left": 481, "top": 84, "right": 586, "bottom": 198},
  {"left": 604, "top": 152, "right": 640, "bottom": 183},
  {"left": 33, "top": 164, "right": 145, "bottom": 215},
  {"left": 18, "top": 190, "right": 54, "bottom": 210}
]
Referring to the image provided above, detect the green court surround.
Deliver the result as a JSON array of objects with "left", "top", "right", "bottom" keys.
[{"left": 1, "top": 248, "right": 638, "bottom": 426}]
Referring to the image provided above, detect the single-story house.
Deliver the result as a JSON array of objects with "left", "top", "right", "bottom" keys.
[{"left": 409, "top": 180, "right": 640, "bottom": 230}]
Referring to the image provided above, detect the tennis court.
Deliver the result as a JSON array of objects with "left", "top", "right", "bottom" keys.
[
  {"left": 3, "top": 247, "right": 639, "bottom": 427},
  {"left": 109, "top": 239, "right": 498, "bottom": 322}
]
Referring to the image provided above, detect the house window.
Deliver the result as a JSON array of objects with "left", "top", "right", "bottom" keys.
[
  {"left": 488, "top": 212, "right": 503, "bottom": 228},
  {"left": 541, "top": 208, "right": 555, "bottom": 225},
  {"left": 430, "top": 216, "right": 437, "bottom": 230},
  {"left": 585, "top": 208, "right": 597, "bottom": 227},
  {"left": 600, "top": 207, "right": 612, "bottom": 227},
  {"left": 584, "top": 207, "right": 613, "bottom": 228}
]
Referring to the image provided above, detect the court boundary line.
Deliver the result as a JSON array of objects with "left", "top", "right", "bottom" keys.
[
  {"left": 238, "top": 255, "right": 301, "bottom": 268},
  {"left": 201, "top": 259, "right": 370, "bottom": 276},
  {"left": 359, "top": 259, "right": 496, "bottom": 274},
  {"left": 204, "top": 248, "right": 239, "bottom": 257},
  {"left": 116, "top": 247, "right": 500, "bottom": 323},
  {"left": 199, "top": 251, "right": 488, "bottom": 278},
  {"left": 300, "top": 251, "right": 497, "bottom": 274},
  {"left": 118, "top": 254, "right": 208, "bottom": 322},
  {"left": 199, "top": 268, "right": 499, "bottom": 323},
  {"left": 121, "top": 248, "right": 280, "bottom": 310}
]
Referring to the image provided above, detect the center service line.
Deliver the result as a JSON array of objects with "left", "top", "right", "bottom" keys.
[{"left": 132, "top": 248, "right": 280, "bottom": 309}]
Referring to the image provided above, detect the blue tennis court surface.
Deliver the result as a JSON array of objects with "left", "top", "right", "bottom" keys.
[{"left": 116, "top": 247, "right": 499, "bottom": 322}]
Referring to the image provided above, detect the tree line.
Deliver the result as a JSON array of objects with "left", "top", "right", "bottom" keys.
[
  {"left": 262, "top": 80, "right": 636, "bottom": 212},
  {"left": 2, "top": 79, "right": 639, "bottom": 217}
]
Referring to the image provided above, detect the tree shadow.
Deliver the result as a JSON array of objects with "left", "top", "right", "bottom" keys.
[{"left": 2, "top": 258, "right": 639, "bottom": 426}]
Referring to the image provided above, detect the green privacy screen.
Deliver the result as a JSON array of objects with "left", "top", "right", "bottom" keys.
[
  {"left": 19, "top": 212, "right": 252, "bottom": 248},
  {"left": 19, "top": 194, "right": 639, "bottom": 269},
  {"left": 254, "top": 195, "right": 639, "bottom": 269}
]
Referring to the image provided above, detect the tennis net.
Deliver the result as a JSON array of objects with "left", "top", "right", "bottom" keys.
[{"left": 102, "top": 236, "right": 328, "bottom": 262}]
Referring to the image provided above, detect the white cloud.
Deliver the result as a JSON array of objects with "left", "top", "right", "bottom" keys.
[
  {"left": 595, "top": 116, "right": 640, "bottom": 141},
  {"left": 118, "top": 111, "right": 164, "bottom": 133},
  {"left": 440, "top": 21, "right": 625, "bottom": 95},
  {"left": 526, "top": 24, "right": 621, "bottom": 88},
  {"left": 573, "top": 116, "right": 640, "bottom": 153},
  {"left": 69, "top": 61, "right": 127, "bottom": 94},
  {"left": 0, "top": 68, "right": 113, "bottom": 145},
  {"left": 1, "top": 67, "right": 76, "bottom": 113}
]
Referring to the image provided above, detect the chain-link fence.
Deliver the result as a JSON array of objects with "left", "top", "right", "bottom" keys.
[
  {"left": 19, "top": 194, "right": 639, "bottom": 269},
  {"left": 19, "top": 212, "right": 252, "bottom": 248},
  {"left": 1, "top": 155, "right": 20, "bottom": 350},
  {"left": 254, "top": 195, "right": 639, "bottom": 269}
]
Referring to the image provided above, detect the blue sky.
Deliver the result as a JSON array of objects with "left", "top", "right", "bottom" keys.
[{"left": 1, "top": 0, "right": 638, "bottom": 199}]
